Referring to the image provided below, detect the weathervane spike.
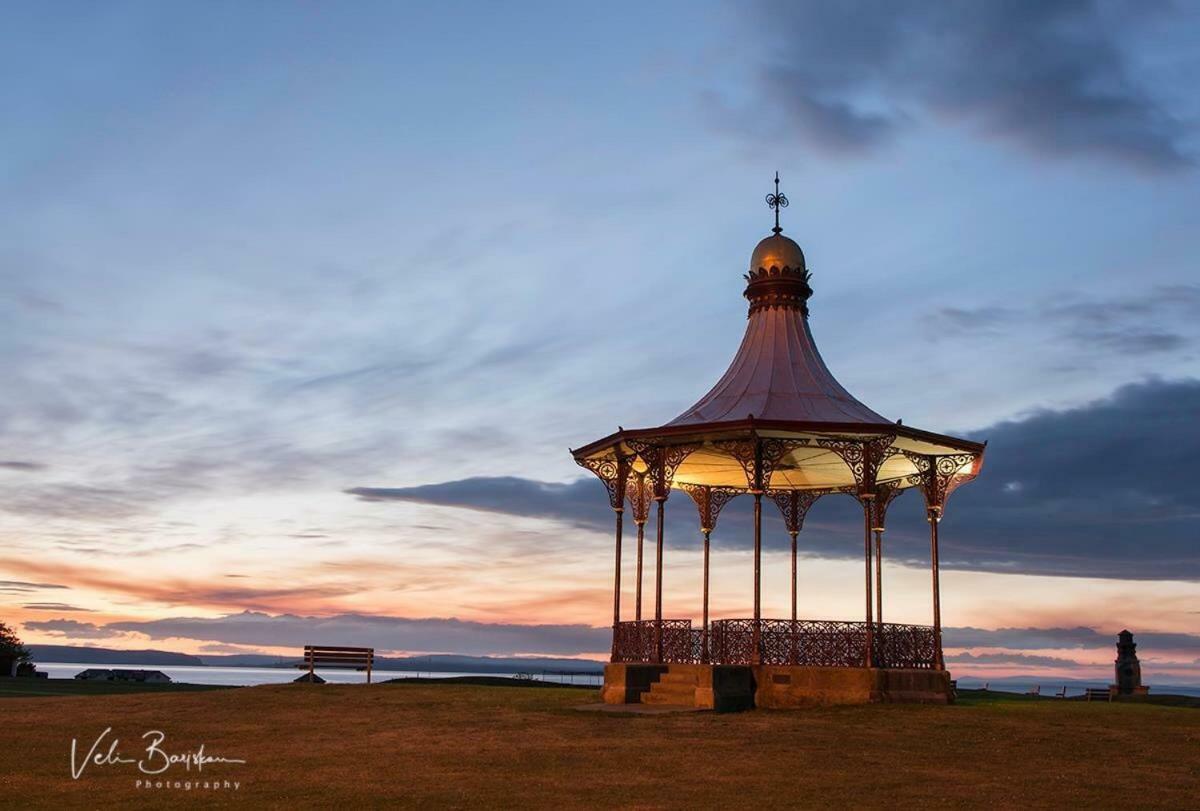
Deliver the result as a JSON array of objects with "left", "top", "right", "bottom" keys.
[{"left": 765, "top": 171, "right": 788, "bottom": 235}]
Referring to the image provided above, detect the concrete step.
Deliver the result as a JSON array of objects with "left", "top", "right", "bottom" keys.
[
  {"left": 641, "top": 689, "right": 697, "bottom": 706},
  {"left": 659, "top": 671, "right": 700, "bottom": 685},
  {"left": 645, "top": 682, "right": 698, "bottom": 700}
]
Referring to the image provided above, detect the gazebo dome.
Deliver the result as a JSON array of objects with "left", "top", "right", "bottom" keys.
[{"left": 750, "top": 233, "right": 805, "bottom": 272}]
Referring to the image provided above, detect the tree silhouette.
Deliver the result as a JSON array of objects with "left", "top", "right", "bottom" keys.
[{"left": 0, "top": 621, "right": 30, "bottom": 662}]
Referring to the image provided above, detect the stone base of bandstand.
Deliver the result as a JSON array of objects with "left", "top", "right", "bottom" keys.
[{"left": 603, "top": 663, "right": 952, "bottom": 710}]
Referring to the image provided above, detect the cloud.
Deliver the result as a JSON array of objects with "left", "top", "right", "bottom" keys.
[
  {"left": 350, "top": 379, "right": 1200, "bottom": 580},
  {"left": 346, "top": 478, "right": 612, "bottom": 529},
  {"left": 0, "top": 461, "right": 44, "bottom": 472},
  {"left": 945, "top": 650, "right": 1092, "bottom": 669},
  {"left": 22, "top": 618, "right": 119, "bottom": 639},
  {"left": 0, "top": 579, "right": 69, "bottom": 594},
  {"left": 739, "top": 0, "right": 1192, "bottom": 170},
  {"left": 21, "top": 603, "right": 93, "bottom": 612},
  {"left": 0, "top": 555, "right": 361, "bottom": 614},
  {"left": 104, "top": 610, "right": 609, "bottom": 657},
  {"left": 944, "top": 625, "right": 1200, "bottom": 653},
  {"left": 928, "top": 285, "right": 1200, "bottom": 357}
]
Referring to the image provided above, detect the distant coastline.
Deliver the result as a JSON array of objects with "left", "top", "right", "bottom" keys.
[{"left": 26, "top": 644, "right": 606, "bottom": 674}]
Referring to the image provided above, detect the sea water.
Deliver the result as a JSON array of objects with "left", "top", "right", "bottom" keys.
[{"left": 35, "top": 662, "right": 603, "bottom": 687}]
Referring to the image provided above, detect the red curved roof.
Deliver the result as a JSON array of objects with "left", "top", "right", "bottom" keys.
[{"left": 669, "top": 305, "right": 890, "bottom": 427}]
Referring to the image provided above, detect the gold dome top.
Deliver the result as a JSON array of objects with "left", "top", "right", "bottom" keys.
[{"left": 750, "top": 233, "right": 805, "bottom": 272}]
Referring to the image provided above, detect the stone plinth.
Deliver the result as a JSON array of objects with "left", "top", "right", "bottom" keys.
[{"left": 602, "top": 663, "right": 952, "bottom": 710}]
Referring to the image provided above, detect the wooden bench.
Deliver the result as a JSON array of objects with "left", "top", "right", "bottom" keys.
[
  {"left": 1084, "top": 687, "right": 1112, "bottom": 702},
  {"left": 1054, "top": 686, "right": 1067, "bottom": 698},
  {"left": 301, "top": 645, "right": 375, "bottom": 684},
  {"left": 1024, "top": 685, "right": 1040, "bottom": 697}
]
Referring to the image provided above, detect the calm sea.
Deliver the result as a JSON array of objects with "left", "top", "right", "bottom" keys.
[
  {"left": 953, "top": 675, "right": 1200, "bottom": 698},
  {"left": 31, "top": 664, "right": 1199, "bottom": 697},
  {"left": 37, "top": 662, "right": 602, "bottom": 687}
]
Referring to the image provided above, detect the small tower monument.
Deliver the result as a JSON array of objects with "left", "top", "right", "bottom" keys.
[{"left": 1114, "top": 630, "right": 1149, "bottom": 696}]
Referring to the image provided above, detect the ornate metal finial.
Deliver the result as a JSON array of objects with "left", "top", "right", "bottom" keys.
[{"left": 765, "top": 172, "right": 788, "bottom": 235}]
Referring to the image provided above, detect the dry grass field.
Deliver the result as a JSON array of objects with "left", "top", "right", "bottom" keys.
[{"left": 1, "top": 681, "right": 1197, "bottom": 809}]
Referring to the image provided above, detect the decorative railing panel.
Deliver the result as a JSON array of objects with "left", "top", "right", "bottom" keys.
[
  {"left": 612, "top": 619, "right": 694, "bottom": 664},
  {"left": 614, "top": 619, "right": 937, "bottom": 669}
]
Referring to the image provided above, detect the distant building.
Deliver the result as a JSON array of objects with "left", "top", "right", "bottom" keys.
[{"left": 74, "top": 668, "right": 172, "bottom": 683}]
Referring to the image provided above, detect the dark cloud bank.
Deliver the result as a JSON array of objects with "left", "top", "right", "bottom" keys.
[
  {"left": 76, "top": 611, "right": 608, "bottom": 657},
  {"left": 23, "top": 612, "right": 1200, "bottom": 666},
  {"left": 738, "top": 0, "right": 1193, "bottom": 170},
  {"left": 349, "top": 379, "right": 1200, "bottom": 581}
]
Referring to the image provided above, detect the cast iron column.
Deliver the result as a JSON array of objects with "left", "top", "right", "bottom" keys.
[
  {"left": 634, "top": 519, "right": 645, "bottom": 622},
  {"left": 789, "top": 527, "right": 799, "bottom": 664},
  {"left": 752, "top": 491, "right": 763, "bottom": 664},
  {"left": 929, "top": 507, "right": 944, "bottom": 670},
  {"left": 790, "top": 529, "right": 798, "bottom": 622},
  {"left": 654, "top": 497, "right": 666, "bottom": 662},
  {"left": 874, "top": 528, "right": 883, "bottom": 625},
  {"left": 863, "top": 498, "right": 875, "bottom": 668},
  {"left": 702, "top": 529, "right": 711, "bottom": 663},
  {"left": 610, "top": 509, "right": 624, "bottom": 661}
]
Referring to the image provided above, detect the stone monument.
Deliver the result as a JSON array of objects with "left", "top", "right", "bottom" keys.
[{"left": 1113, "top": 630, "right": 1149, "bottom": 696}]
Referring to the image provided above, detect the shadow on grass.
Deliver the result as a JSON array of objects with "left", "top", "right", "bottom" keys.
[
  {"left": 0, "top": 676, "right": 232, "bottom": 699},
  {"left": 382, "top": 675, "right": 598, "bottom": 689}
]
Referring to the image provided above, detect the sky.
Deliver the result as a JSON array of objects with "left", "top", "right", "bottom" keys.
[{"left": 2, "top": 1, "right": 1199, "bottom": 685}]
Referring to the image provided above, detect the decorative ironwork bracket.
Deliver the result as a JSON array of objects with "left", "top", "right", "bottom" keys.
[
  {"left": 627, "top": 440, "right": 700, "bottom": 501},
  {"left": 766, "top": 489, "right": 823, "bottom": 534},
  {"left": 902, "top": 451, "right": 981, "bottom": 520},
  {"left": 575, "top": 448, "right": 632, "bottom": 512},
  {"left": 867, "top": 481, "right": 906, "bottom": 531},
  {"left": 816, "top": 434, "right": 898, "bottom": 498},
  {"left": 625, "top": 471, "right": 652, "bottom": 525},
  {"left": 713, "top": 436, "right": 809, "bottom": 494},
  {"left": 679, "top": 484, "right": 744, "bottom": 533}
]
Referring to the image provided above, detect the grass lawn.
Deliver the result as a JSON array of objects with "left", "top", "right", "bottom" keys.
[
  {"left": 1, "top": 681, "right": 1197, "bottom": 808},
  {"left": 0, "top": 677, "right": 232, "bottom": 699}
]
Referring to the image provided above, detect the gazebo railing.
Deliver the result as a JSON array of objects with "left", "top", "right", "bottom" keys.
[
  {"left": 612, "top": 619, "right": 700, "bottom": 664},
  {"left": 613, "top": 619, "right": 938, "bottom": 668}
]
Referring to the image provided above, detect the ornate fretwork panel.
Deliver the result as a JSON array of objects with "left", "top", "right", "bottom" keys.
[
  {"left": 627, "top": 440, "right": 700, "bottom": 500},
  {"left": 610, "top": 620, "right": 698, "bottom": 664},
  {"left": 625, "top": 472, "right": 653, "bottom": 525},
  {"left": 902, "top": 451, "right": 981, "bottom": 517},
  {"left": 766, "top": 489, "right": 823, "bottom": 534},
  {"left": 713, "top": 437, "right": 810, "bottom": 493},
  {"left": 575, "top": 449, "right": 632, "bottom": 511},
  {"left": 679, "top": 484, "right": 745, "bottom": 532},
  {"left": 816, "top": 434, "right": 898, "bottom": 497},
  {"left": 613, "top": 619, "right": 937, "bottom": 668},
  {"left": 869, "top": 481, "right": 906, "bottom": 531}
]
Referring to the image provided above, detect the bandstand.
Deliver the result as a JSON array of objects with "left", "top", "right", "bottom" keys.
[{"left": 571, "top": 177, "right": 985, "bottom": 709}]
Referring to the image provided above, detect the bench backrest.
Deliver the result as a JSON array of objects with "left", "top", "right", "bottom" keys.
[
  {"left": 303, "top": 645, "right": 375, "bottom": 683},
  {"left": 304, "top": 645, "right": 374, "bottom": 666}
]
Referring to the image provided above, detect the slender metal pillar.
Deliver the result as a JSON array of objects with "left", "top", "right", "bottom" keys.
[
  {"left": 789, "top": 530, "right": 798, "bottom": 622},
  {"left": 874, "top": 529, "right": 883, "bottom": 624},
  {"left": 610, "top": 509, "right": 623, "bottom": 661},
  {"left": 752, "top": 492, "right": 763, "bottom": 663},
  {"left": 701, "top": 529, "right": 711, "bottom": 663},
  {"left": 929, "top": 508, "right": 944, "bottom": 670},
  {"left": 789, "top": 528, "right": 799, "bottom": 664},
  {"left": 863, "top": 499, "right": 874, "bottom": 668},
  {"left": 634, "top": 520, "right": 645, "bottom": 622},
  {"left": 654, "top": 498, "right": 666, "bottom": 662}
]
